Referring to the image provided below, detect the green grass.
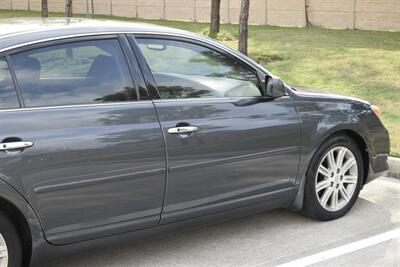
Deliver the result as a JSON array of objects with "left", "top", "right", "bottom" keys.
[{"left": 1, "top": 9, "right": 399, "bottom": 156}]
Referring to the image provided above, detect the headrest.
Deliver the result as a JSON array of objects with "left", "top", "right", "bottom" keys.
[{"left": 13, "top": 56, "right": 41, "bottom": 86}]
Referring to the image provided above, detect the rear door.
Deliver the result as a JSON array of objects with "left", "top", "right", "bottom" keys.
[
  {"left": 0, "top": 36, "right": 166, "bottom": 245},
  {"left": 131, "top": 36, "right": 301, "bottom": 224}
]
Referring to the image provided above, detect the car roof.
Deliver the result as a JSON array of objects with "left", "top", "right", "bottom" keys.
[{"left": 0, "top": 17, "right": 200, "bottom": 52}]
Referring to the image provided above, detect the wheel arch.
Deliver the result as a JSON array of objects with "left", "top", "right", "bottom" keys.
[
  {"left": 0, "top": 196, "right": 32, "bottom": 266},
  {"left": 336, "top": 130, "right": 369, "bottom": 185},
  {"left": 288, "top": 128, "right": 370, "bottom": 211},
  {"left": 0, "top": 180, "right": 44, "bottom": 266}
]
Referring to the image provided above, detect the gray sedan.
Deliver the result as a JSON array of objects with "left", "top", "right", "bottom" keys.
[{"left": 0, "top": 18, "right": 389, "bottom": 267}]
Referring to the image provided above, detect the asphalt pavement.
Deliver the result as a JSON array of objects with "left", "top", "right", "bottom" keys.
[{"left": 35, "top": 176, "right": 400, "bottom": 267}]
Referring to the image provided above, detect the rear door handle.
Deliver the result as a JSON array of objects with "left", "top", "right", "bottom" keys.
[
  {"left": 0, "top": 141, "right": 34, "bottom": 151},
  {"left": 167, "top": 126, "right": 199, "bottom": 134}
]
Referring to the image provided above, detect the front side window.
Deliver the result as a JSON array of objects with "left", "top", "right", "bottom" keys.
[
  {"left": 136, "top": 38, "right": 261, "bottom": 99},
  {"left": 11, "top": 39, "right": 137, "bottom": 107},
  {"left": 0, "top": 58, "right": 20, "bottom": 109}
]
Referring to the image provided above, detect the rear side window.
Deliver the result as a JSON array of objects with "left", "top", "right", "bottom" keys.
[
  {"left": 0, "top": 58, "right": 20, "bottom": 109},
  {"left": 11, "top": 39, "right": 137, "bottom": 107}
]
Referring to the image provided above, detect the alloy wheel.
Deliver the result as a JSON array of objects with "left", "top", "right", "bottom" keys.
[
  {"left": 0, "top": 232, "right": 8, "bottom": 267},
  {"left": 315, "top": 146, "right": 358, "bottom": 212}
]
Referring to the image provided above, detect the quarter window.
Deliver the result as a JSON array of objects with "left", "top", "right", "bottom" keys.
[
  {"left": 11, "top": 39, "right": 137, "bottom": 107},
  {"left": 0, "top": 58, "right": 20, "bottom": 109},
  {"left": 136, "top": 38, "right": 261, "bottom": 99}
]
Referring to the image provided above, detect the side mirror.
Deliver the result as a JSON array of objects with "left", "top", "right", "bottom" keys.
[{"left": 264, "top": 76, "right": 286, "bottom": 98}]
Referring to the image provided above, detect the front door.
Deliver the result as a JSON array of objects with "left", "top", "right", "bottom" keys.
[
  {"left": 0, "top": 37, "right": 166, "bottom": 244},
  {"left": 134, "top": 37, "right": 301, "bottom": 224}
]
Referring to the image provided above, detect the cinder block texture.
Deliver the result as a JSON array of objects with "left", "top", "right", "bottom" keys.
[
  {"left": 356, "top": 0, "right": 400, "bottom": 30},
  {"left": 0, "top": 0, "right": 12, "bottom": 9},
  {"left": 11, "top": 0, "right": 28, "bottom": 10},
  {"left": 308, "top": 0, "right": 355, "bottom": 29},
  {"left": 27, "top": 0, "right": 42, "bottom": 11},
  {"left": 112, "top": 0, "right": 137, "bottom": 18}
]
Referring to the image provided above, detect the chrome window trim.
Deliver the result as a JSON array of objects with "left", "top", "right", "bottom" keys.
[
  {"left": 0, "top": 96, "right": 285, "bottom": 113},
  {"left": 0, "top": 95, "right": 289, "bottom": 112},
  {"left": 0, "top": 32, "right": 124, "bottom": 53},
  {"left": 152, "top": 96, "right": 261, "bottom": 103},
  {"left": 0, "top": 100, "right": 154, "bottom": 113}
]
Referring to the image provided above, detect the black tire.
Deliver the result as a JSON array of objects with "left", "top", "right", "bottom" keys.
[
  {"left": 0, "top": 211, "right": 22, "bottom": 267},
  {"left": 303, "top": 134, "right": 364, "bottom": 221}
]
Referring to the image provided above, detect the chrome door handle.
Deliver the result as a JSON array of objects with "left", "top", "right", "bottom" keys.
[
  {"left": 0, "top": 141, "right": 34, "bottom": 151},
  {"left": 167, "top": 126, "right": 199, "bottom": 134}
]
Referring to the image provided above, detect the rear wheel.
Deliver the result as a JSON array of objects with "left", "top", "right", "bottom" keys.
[
  {"left": 304, "top": 135, "right": 364, "bottom": 220},
  {"left": 0, "top": 211, "right": 22, "bottom": 267}
]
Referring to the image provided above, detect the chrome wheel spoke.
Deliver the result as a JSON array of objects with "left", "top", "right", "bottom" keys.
[
  {"left": 343, "top": 175, "right": 357, "bottom": 184},
  {"left": 331, "top": 189, "right": 339, "bottom": 210},
  {"left": 316, "top": 180, "right": 330, "bottom": 192},
  {"left": 0, "top": 246, "right": 6, "bottom": 257},
  {"left": 339, "top": 186, "right": 351, "bottom": 202},
  {"left": 320, "top": 187, "right": 334, "bottom": 207},
  {"left": 318, "top": 165, "right": 331, "bottom": 178},
  {"left": 342, "top": 158, "right": 356, "bottom": 174},
  {"left": 327, "top": 150, "right": 336, "bottom": 169},
  {"left": 336, "top": 147, "right": 346, "bottom": 167}
]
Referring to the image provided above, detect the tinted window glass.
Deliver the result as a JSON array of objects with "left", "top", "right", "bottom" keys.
[
  {"left": 137, "top": 38, "right": 261, "bottom": 99},
  {"left": 12, "top": 39, "right": 137, "bottom": 107},
  {"left": 0, "top": 58, "right": 20, "bottom": 109}
]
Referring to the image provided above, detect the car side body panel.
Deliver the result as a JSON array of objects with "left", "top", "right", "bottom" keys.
[{"left": 26, "top": 87, "right": 390, "bottom": 264}]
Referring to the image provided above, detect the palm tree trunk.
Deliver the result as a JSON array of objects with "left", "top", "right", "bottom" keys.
[
  {"left": 238, "top": 0, "right": 250, "bottom": 55},
  {"left": 65, "top": 0, "right": 73, "bottom": 17},
  {"left": 305, "top": 0, "right": 311, "bottom": 27},
  {"left": 41, "top": 0, "right": 48, "bottom": 18},
  {"left": 210, "top": 0, "right": 221, "bottom": 35}
]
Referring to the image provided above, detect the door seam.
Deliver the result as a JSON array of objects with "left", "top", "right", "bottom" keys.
[{"left": 151, "top": 100, "right": 170, "bottom": 225}]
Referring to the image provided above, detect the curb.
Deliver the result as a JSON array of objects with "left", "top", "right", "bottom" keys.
[{"left": 387, "top": 157, "right": 400, "bottom": 179}]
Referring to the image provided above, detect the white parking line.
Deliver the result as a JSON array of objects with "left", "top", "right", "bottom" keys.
[{"left": 261, "top": 228, "right": 400, "bottom": 267}]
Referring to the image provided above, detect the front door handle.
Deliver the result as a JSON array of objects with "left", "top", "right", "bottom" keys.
[
  {"left": 167, "top": 126, "right": 199, "bottom": 134},
  {"left": 0, "top": 141, "right": 34, "bottom": 151}
]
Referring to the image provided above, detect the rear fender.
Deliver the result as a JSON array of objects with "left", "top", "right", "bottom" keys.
[{"left": 0, "top": 179, "right": 43, "bottom": 240}]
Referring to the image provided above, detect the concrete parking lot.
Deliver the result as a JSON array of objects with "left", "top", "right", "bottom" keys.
[{"left": 36, "top": 177, "right": 400, "bottom": 267}]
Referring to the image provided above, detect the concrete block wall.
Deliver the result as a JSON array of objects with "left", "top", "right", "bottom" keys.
[
  {"left": 267, "top": 0, "right": 306, "bottom": 26},
  {"left": 72, "top": 0, "right": 90, "bottom": 15},
  {"left": 308, "top": 0, "right": 356, "bottom": 29},
  {"left": 195, "top": 0, "right": 211, "bottom": 22},
  {"left": 1, "top": 0, "right": 399, "bottom": 31},
  {"left": 28, "top": 0, "right": 41, "bottom": 11},
  {"left": 10, "top": 0, "right": 28, "bottom": 10},
  {"left": 356, "top": 0, "right": 400, "bottom": 30},
  {"left": 136, "top": 0, "right": 163, "bottom": 19},
  {"left": 165, "top": 0, "right": 196, "bottom": 21},
  {"left": 48, "top": 0, "right": 65, "bottom": 12},
  {"left": 0, "top": 0, "right": 12, "bottom": 9},
  {"left": 112, "top": 0, "right": 136, "bottom": 18},
  {"left": 308, "top": 0, "right": 400, "bottom": 30}
]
